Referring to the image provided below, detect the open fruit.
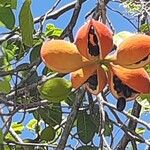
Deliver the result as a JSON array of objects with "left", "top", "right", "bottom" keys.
[
  {"left": 41, "top": 40, "right": 92, "bottom": 73},
  {"left": 71, "top": 65, "right": 107, "bottom": 95},
  {"left": 75, "top": 19, "right": 113, "bottom": 61},
  {"left": 108, "top": 64, "right": 150, "bottom": 111},
  {"left": 108, "top": 34, "right": 150, "bottom": 69}
]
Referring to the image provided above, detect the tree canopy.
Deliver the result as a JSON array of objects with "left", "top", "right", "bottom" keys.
[{"left": 0, "top": 0, "right": 150, "bottom": 150}]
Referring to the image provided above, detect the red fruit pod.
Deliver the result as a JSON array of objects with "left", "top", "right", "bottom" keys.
[
  {"left": 113, "top": 34, "right": 150, "bottom": 69},
  {"left": 71, "top": 64, "right": 97, "bottom": 89},
  {"left": 40, "top": 40, "right": 92, "bottom": 73},
  {"left": 108, "top": 64, "right": 150, "bottom": 101},
  {"left": 71, "top": 64, "right": 107, "bottom": 95},
  {"left": 75, "top": 19, "right": 113, "bottom": 61}
]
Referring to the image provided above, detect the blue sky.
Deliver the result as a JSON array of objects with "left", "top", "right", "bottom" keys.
[{"left": 0, "top": 0, "right": 148, "bottom": 149}]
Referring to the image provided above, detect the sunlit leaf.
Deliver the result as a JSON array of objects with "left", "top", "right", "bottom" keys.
[
  {"left": 45, "top": 24, "right": 63, "bottom": 38},
  {"left": 0, "top": 0, "right": 17, "bottom": 9},
  {"left": 137, "top": 95, "right": 150, "bottom": 113},
  {"left": 26, "top": 119, "right": 38, "bottom": 131},
  {"left": 136, "top": 127, "right": 145, "bottom": 135},
  {"left": 0, "top": 80, "right": 11, "bottom": 94},
  {"left": 11, "top": 122, "right": 24, "bottom": 134}
]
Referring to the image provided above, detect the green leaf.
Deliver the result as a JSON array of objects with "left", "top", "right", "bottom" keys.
[
  {"left": 0, "top": 6, "right": 15, "bottom": 29},
  {"left": 38, "top": 104, "right": 62, "bottom": 127},
  {"left": 0, "top": 0, "right": 17, "bottom": 9},
  {"left": 0, "top": 0, "right": 11, "bottom": 7},
  {"left": 140, "top": 23, "right": 150, "bottom": 33},
  {"left": 51, "top": 28, "right": 63, "bottom": 37},
  {"left": 0, "top": 80, "right": 11, "bottom": 94},
  {"left": 45, "top": 24, "right": 63, "bottom": 38},
  {"left": 11, "top": 122, "right": 24, "bottom": 134},
  {"left": 0, "top": 128, "right": 3, "bottom": 144},
  {"left": 5, "top": 133, "right": 16, "bottom": 142},
  {"left": 145, "top": 64, "right": 150, "bottom": 74},
  {"left": 137, "top": 94, "right": 150, "bottom": 113},
  {"left": 10, "top": 0, "right": 17, "bottom": 9},
  {"left": 77, "top": 111, "right": 96, "bottom": 144},
  {"left": 30, "top": 44, "right": 41, "bottom": 63},
  {"left": 77, "top": 146, "right": 98, "bottom": 150},
  {"left": 123, "top": 1, "right": 141, "bottom": 13},
  {"left": 19, "top": 0, "right": 34, "bottom": 47},
  {"left": 65, "top": 92, "right": 76, "bottom": 106},
  {"left": 113, "top": 31, "right": 134, "bottom": 46},
  {"left": 38, "top": 78, "right": 72, "bottom": 103},
  {"left": 104, "top": 112, "right": 113, "bottom": 136},
  {"left": 90, "top": 104, "right": 100, "bottom": 133},
  {"left": 135, "top": 127, "right": 145, "bottom": 135},
  {"left": 26, "top": 119, "right": 38, "bottom": 131},
  {"left": 40, "top": 126, "right": 55, "bottom": 141}
]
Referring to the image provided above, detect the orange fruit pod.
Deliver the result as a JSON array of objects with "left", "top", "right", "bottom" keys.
[
  {"left": 105, "top": 34, "right": 150, "bottom": 69},
  {"left": 40, "top": 40, "right": 92, "bottom": 73},
  {"left": 108, "top": 63, "right": 150, "bottom": 111},
  {"left": 75, "top": 19, "right": 113, "bottom": 61},
  {"left": 71, "top": 64, "right": 107, "bottom": 95}
]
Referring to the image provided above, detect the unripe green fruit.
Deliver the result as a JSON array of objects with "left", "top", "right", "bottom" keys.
[{"left": 38, "top": 78, "right": 72, "bottom": 103}]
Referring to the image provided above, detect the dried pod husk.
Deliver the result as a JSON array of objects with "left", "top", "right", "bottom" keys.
[
  {"left": 71, "top": 65, "right": 107, "bottom": 95},
  {"left": 41, "top": 40, "right": 92, "bottom": 73},
  {"left": 75, "top": 19, "right": 113, "bottom": 61},
  {"left": 110, "top": 34, "right": 150, "bottom": 69},
  {"left": 108, "top": 64, "right": 150, "bottom": 101}
]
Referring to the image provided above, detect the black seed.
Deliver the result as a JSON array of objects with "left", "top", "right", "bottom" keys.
[
  {"left": 113, "top": 75, "right": 122, "bottom": 84},
  {"left": 122, "top": 85, "right": 132, "bottom": 98},
  {"left": 117, "top": 97, "right": 126, "bottom": 111},
  {"left": 113, "top": 75, "right": 122, "bottom": 93},
  {"left": 87, "top": 74, "right": 98, "bottom": 90}
]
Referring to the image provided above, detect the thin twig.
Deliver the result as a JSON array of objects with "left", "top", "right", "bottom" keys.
[{"left": 60, "top": 0, "right": 84, "bottom": 42}]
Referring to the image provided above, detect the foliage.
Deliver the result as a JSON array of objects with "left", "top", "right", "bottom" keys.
[{"left": 0, "top": 0, "right": 149, "bottom": 150}]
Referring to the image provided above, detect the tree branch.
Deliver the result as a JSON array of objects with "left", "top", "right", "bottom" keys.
[{"left": 56, "top": 88, "right": 85, "bottom": 150}]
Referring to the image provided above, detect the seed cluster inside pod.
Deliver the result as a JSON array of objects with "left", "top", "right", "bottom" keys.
[
  {"left": 112, "top": 74, "right": 140, "bottom": 111},
  {"left": 87, "top": 74, "right": 98, "bottom": 90},
  {"left": 113, "top": 75, "right": 138, "bottom": 99},
  {"left": 88, "top": 26, "right": 100, "bottom": 57}
]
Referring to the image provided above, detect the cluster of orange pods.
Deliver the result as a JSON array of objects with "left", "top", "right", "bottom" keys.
[{"left": 41, "top": 19, "right": 150, "bottom": 111}]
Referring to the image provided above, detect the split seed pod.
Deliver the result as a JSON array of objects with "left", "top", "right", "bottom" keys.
[
  {"left": 75, "top": 19, "right": 113, "bottom": 61},
  {"left": 108, "top": 64, "right": 150, "bottom": 101},
  {"left": 108, "top": 34, "right": 150, "bottom": 69},
  {"left": 71, "top": 65, "right": 107, "bottom": 95},
  {"left": 41, "top": 40, "right": 92, "bottom": 73}
]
